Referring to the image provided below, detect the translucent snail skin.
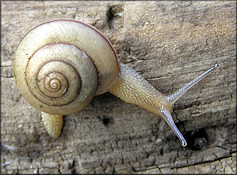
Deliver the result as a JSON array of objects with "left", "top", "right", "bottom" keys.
[{"left": 14, "top": 19, "right": 218, "bottom": 146}]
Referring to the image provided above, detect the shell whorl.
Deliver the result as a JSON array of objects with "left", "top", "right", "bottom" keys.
[
  {"left": 14, "top": 20, "right": 120, "bottom": 115},
  {"left": 26, "top": 44, "right": 83, "bottom": 107}
]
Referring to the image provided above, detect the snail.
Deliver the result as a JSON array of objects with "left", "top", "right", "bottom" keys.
[{"left": 13, "top": 19, "right": 218, "bottom": 147}]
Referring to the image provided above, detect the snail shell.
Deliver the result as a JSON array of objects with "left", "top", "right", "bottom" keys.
[{"left": 14, "top": 20, "right": 120, "bottom": 115}]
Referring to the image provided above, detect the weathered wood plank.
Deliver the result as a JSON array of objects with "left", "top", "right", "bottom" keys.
[{"left": 1, "top": 1, "right": 236, "bottom": 174}]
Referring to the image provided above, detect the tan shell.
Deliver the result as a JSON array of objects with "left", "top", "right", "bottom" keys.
[{"left": 14, "top": 20, "right": 120, "bottom": 115}]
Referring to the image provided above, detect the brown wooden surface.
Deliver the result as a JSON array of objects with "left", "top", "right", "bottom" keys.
[{"left": 1, "top": 1, "right": 236, "bottom": 174}]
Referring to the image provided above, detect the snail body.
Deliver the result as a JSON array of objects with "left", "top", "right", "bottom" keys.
[{"left": 14, "top": 19, "right": 218, "bottom": 146}]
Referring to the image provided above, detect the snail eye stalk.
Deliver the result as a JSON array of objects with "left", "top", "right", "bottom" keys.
[{"left": 167, "top": 64, "right": 219, "bottom": 105}]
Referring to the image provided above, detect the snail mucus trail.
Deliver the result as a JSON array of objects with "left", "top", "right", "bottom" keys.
[{"left": 13, "top": 19, "right": 218, "bottom": 147}]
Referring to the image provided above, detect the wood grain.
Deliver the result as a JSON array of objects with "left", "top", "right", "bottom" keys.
[{"left": 1, "top": 1, "right": 236, "bottom": 174}]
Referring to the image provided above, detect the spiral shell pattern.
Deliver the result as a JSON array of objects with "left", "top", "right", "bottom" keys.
[
  {"left": 26, "top": 44, "right": 83, "bottom": 107},
  {"left": 16, "top": 42, "right": 98, "bottom": 115},
  {"left": 13, "top": 20, "right": 121, "bottom": 115}
]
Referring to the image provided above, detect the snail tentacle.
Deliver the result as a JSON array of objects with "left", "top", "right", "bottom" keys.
[
  {"left": 160, "top": 109, "right": 187, "bottom": 147},
  {"left": 167, "top": 64, "right": 219, "bottom": 105}
]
